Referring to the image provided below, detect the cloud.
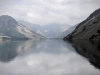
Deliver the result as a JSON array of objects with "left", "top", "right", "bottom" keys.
[{"left": 0, "top": 0, "right": 100, "bottom": 25}]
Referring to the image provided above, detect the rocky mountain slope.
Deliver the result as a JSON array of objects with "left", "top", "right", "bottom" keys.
[
  {"left": 64, "top": 8, "right": 100, "bottom": 40},
  {"left": 0, "top": 15, "right": 44, "bottom": 38},
  {"left": 18, "top": 21, "right": 46, "bottom": 37}
]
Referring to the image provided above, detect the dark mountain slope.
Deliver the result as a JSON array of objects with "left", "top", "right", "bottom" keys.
[
  {"left": 76, "top": 8, "right": 100, "bottom": 29},
  {"left": 64, "top": 8, "right": 100, "bottom": 40}
]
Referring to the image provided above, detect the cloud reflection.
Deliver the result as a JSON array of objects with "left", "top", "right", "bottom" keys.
[{"left": 0, "top": 39, "right": 99, "bottom": 75}]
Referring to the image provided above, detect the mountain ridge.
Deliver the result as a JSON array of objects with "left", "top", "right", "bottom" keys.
[
  {"left": 0, "top": 15, "right": 44, "bottom": 39},
  {"left": 56, "top": 24, "right": 77, "bottom": 38},
  {"left": 19, "top": 21, "right": 71, "bottom": 38}
]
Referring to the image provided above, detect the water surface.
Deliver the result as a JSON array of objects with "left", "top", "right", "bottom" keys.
[{"left": 0, "top": 39, "right": 100, "bottom": 75}]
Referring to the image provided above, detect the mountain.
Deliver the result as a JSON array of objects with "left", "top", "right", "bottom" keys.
[
  {"left": 19, "top": 21, "right": 71, "bottom": 38},
  {"left": 18, "top": 21, "right": 46, "bottom": 37},
  {"left": 56, "top": 25, "right": 77, "bottom": 38},
  {"left": 64, "top": 8, "right": 100, "bottom": 40},
  {"left": 42, "top": 23, "right": 71, "bottom": 38},
  {"left": 0, "top": 15, "right": 44, "bottom": 38}
]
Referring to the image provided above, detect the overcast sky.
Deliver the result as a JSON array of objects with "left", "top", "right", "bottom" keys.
[{"left": 0, "top": 0, "right": 100, "bottom": 26}]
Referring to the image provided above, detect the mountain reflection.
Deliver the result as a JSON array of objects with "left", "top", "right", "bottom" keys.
[
  {"left": 0, "top": 39, "right": 71, "bottom": 63},
  {"left": 0, "top": 40, "right": 41, "bottom": 62},
  {"left": 71, "top": 40, "right": 100, "bottom": 69}
]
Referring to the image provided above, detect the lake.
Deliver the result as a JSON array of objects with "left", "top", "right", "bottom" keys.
[{"left": 0, "top": 39, "right": 100, "bottom": 75}]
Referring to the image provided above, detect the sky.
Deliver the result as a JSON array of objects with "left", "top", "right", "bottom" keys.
[{"left": 0, "top": 0, "right": 100, "bottom": 26}]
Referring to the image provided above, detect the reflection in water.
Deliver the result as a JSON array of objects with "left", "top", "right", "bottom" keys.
[
  {"left": 0, "top": 40, "right": 42, "bottom": 62},
  {"left": 71, "top": 40, "right": 100, "bottom": 70},
  {"left": 0, "top": 39, "right": 100, "bottom": 75}
]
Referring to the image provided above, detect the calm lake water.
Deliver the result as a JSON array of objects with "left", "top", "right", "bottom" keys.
[{"left": 0, "top": 39, "right": 100, "bottom": 75}]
